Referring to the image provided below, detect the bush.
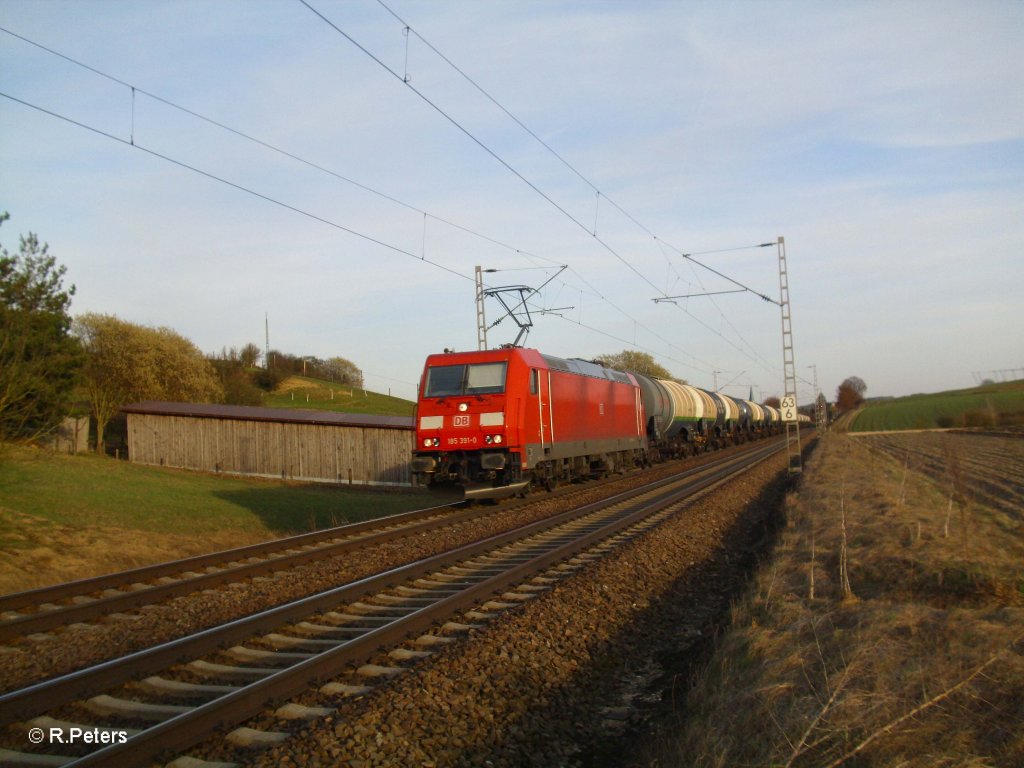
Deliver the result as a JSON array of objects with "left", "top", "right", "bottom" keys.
[
  {"left": 222, "top": 367, "right": 264, "bottom": 406},
  {"left": 252, "top": 367, "right": 284, "bottom": 391},
  {"left": 963, "top": 410, "right": 994, "bottom": 428}
]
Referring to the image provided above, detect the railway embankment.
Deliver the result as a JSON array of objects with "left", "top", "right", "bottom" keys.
[
  {"left": 1, "top": 438, "right": 794, "bottom": 766},
  {"left": 234, "top": 442, "right": 798, "bottom": 767},
  {"left": 0, "top": 439, "right": 780, "bottom": 695},
  {"left": 634, "top": 431, "right": 1024, "bottom": 768}
]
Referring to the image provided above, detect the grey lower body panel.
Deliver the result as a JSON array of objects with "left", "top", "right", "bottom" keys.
[{"left": 524, "top": 437, "right": 646, "bottom": 468}]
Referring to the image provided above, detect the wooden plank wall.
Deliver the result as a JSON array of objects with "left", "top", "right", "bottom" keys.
[
  {"left": 126, "top": 414, "right": 413, "bottom": 486},
  {"left": 44, "top": 416, "right": 90, "bottom": 454}
]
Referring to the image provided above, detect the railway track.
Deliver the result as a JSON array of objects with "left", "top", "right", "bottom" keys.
[
  {"left": 0, "top": 503, "right": 466, "bottom": 643},
  {"left": 0, "top": 438, "right": 783, "bottom": 768},
  {"left": 0, "top": 436, "right": 780, "bottom": 646}
]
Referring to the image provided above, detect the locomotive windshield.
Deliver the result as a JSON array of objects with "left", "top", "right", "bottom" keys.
[{"left": 424, "top": 362, "right": 507, "bottom": 397}]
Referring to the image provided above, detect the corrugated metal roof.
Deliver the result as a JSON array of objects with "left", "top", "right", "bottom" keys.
[{"left": 121, "top": 401, "right": 414, "bottom": 430}]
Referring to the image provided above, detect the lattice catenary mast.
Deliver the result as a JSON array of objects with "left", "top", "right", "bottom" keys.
[
  {"left": 777, "top": 236, "right": 802, "bottom": 474},
  {"left": 475, "top": 266, "right": 488, "bottom": 351}
]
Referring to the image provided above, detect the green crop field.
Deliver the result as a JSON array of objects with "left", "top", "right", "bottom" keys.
[{"left": 851, "top": 380, "right": 1024, "bottom": 432}]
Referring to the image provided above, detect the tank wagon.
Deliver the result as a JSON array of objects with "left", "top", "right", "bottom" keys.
[{"left": 411, "top": 347, "right": 788, "bottom": 499}]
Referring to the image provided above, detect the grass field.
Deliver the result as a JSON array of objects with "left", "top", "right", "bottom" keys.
[
  {"left": 262, "top": 375, "right": 415, "bottom": 416},
  {"left": 638, "top": 432, "right": 1024, "bottom": 767},
  {"left": 851, "top": 379, "right": 1024, "bottom": 432},
  {"left": 0, "top": 445, "right": 430, "bottom": 593}
]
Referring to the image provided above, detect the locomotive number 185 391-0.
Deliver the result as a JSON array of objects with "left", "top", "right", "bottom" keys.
[{"left": 446, "top": 436, "right": 479, "bottom": 446}]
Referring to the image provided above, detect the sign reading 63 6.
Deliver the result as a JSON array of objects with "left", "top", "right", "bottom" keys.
[{"left": 780, "top": 396, "right": 797, "bottom": 423}]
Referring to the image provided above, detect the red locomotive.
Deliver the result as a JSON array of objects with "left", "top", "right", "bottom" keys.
[
  {"left": 410, "top": 347, "right": 646, "bottom": 499},
  {"left": 411, "top": 346, "right": 783, "bottom": 499}
]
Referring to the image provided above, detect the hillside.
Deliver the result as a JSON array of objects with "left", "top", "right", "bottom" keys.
[
  {"left": 850, "top": 380, "right": 1024, "bottom": 432},
  {"left": 262, "top": 375, "right": 416, "bottom": 417}
]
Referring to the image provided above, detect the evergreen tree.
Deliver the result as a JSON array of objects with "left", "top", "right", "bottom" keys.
[{"left": 0, "top": 213, "right": 81, "bottom": 441}]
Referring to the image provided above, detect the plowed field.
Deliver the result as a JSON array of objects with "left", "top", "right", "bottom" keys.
[{"left": 858, "top": 431, "right": 1024, "bottom": 522}]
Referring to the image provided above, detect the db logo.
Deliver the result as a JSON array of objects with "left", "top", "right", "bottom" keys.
[{"left": 452, "top": 415, "right": 471, "bottom": 428}]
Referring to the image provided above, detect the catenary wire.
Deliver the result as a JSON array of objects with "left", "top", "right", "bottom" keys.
[
  {"left": 368, "top": 3, "right": 781, "bottom": 345},
  {"left": 1, "top": 25, "right": 729, "bottom": 378},
  {"left": 310, "top": 2, "right": 783, "bottom": 384},
  {"left": 0, "top": 91, "right": 471, "bottom": 282},
  {"left": 298, "top": 0, "right": 666, "bottom": 297},
  {"left": 2, "top": 22, "right": 779, "bottom": 386},
  {"left": 0, "top": 89, "right": 715, "bottom": 377}
]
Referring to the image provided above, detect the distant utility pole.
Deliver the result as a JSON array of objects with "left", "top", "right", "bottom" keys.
[
  {"left": 265, "top": 313, "right": 270, "bottom": 369},
  {"left": 777, "top": 236, "right": 802, "bottom": 474},
  {"left": 808, "top": 363, "right": 826, "bottom": 433}
]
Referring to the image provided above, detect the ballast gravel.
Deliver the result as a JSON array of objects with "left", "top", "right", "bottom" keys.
[
  {"left": 0, "top": 443, "right": 756, "bottom": 694},
  {"left": 234, "top": 447, "right": 794, "bottom": 768}
]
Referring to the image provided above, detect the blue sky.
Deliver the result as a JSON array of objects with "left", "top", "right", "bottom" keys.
[{"left": 2, "top": 0, "right": 1022, "bottom": 403}]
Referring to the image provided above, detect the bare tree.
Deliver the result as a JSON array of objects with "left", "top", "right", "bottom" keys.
[
  {"left": 323, "top": 356, "right": 364, "bottom": 388},
  {"left": 836, "top": 376, "right": 867, "bottom": 413},
  {"left": 239, "top": 342, "right": 262, "bottom": 368}
]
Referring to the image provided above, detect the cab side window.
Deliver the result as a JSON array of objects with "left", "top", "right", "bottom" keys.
[{"left": 530, "top": 369, "right": 539, "bottom": 395}]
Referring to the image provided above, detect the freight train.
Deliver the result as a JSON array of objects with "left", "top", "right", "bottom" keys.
[{"left": 410, "top": 347, "right": 806, "bottom": 500}]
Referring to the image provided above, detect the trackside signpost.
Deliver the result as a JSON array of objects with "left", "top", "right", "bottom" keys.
[{"left": 781, "top": 396, "right": 797, "bottom": 423}]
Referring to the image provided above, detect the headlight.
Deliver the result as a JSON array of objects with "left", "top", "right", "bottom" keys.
[
  {"left": 494, "top": 434, "right": 503, "bottom": 444},
  {"left": 423, "top": 437, "right": 440, "bottom": 448}
]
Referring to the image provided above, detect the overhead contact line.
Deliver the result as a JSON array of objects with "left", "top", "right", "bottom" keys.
[{"left": 308, "top": 4, "right": 782, "bottom": 382}]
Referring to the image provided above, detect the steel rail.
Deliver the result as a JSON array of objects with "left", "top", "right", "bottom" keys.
[
  {"left": 0, "top": 440, "right": 783, "bottom": 767},
  {"left": 0, "top": 501, "right": 460, "bottom": 613},
  {"left": 0, "top": 437, "right": 776, "bottom": 642},
  {"left": 0, "top": 503, "right": 466, "bottom": 642},
  {"left": 1, "top": 443, "right": 774, "bottom": 721}
]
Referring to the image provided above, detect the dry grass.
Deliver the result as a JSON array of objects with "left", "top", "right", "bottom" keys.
[
  {"left": 640, "top": 433, "right": 1024, "bottom": 767},
  {"left": 0, "top": 507, "right": 270, "bottom": 594},
  {"left": 0, "top": 444, "right": 429, "bottom": 594}
]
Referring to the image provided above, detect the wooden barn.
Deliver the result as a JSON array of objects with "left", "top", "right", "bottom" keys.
[{"left": 122, "top": 401, "right": 415, "bottom": 487}]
